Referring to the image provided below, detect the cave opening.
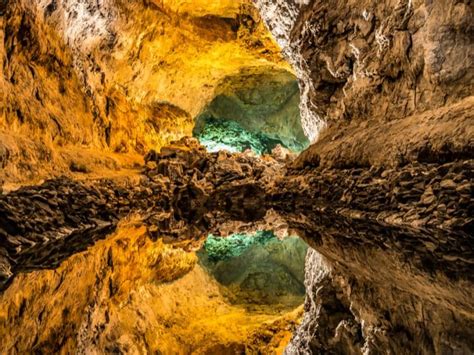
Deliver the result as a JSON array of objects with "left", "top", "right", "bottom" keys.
[
  {"left": 193, "top": 67, "right": 310, "bottom": 155},
  {"left": 198, "top": 231, "right": 308, "bottom": 311}
]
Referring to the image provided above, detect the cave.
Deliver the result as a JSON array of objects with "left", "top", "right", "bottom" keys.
[
  {"left": 0, "top": 0, "right": 473, "bottom": 354},
  {"left": 193, "top": 68, "right": 309, "bottom": 155}
]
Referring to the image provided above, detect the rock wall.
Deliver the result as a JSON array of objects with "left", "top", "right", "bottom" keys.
[
  {"left": 254, "top": 0, "right": 474, "bottom": 160},
  {"left": 253, "top": 0, "right": 474, "bottom": 353},
  {"left": 0, "top": 0, "right": 288, "bottom": 185}
]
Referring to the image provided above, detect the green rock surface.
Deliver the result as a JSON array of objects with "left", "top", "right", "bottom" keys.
[
  {"left": 202, "top": 231, "right": 275, "bottom": 261},
  {"left": 193, "top": 67, "right": 310, "bottom": 155}
]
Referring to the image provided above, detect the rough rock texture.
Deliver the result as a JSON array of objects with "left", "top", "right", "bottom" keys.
[
  {"left": 194, "top": 67, "right": 309, "bottom": 152},
  {"left": 0, "top": 0, "right": 289, "bottom": 185},
  {"left": 254, "top": 0, "right": 473, "bottom": 154},
  {"left": 275, "top": 159, "right": 473, "bottom": 353},
  {"left": 1, "top": 138, "right": 472, "bottom": 353},
  {"left": 253, "top": 0, "right": 474, "bottom": 353},
  {"left": 0, "top": 0, "right": 473, "bottom": 353},
  {"left": 0, "top": 138, "right": 285, "bottom": 289}
]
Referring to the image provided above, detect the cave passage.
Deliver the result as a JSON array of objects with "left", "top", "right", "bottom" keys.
[
  {"left": 198, "top": 231, "right": 308, "bottom": 310},
  {"left": 194, "top": 117, "right": 288, "bottom": 155},
  {"left": 193, "top": 68, "right": 310, "bottom": 155}
]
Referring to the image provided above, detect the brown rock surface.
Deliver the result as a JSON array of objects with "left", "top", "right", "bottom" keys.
[
  {"left": 254, "top": 0, "right": 473, "bottom": 142},
  {"left": 254, "top": 0, "right": 474, "bottom": 353}
]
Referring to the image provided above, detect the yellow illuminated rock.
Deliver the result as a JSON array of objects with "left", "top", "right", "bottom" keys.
[
  {"left": 0, "top": 0, "right": 289, "bottom": 185},
  {"left": 0, "top": 1, "right": 303, "bottom": 353}
]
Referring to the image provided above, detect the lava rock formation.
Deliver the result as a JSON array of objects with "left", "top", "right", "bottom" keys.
[{"left": 0, "top": 0, "right": 473, "bottom": 353}]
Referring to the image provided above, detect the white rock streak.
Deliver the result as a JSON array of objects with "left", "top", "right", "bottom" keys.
[
  {"left": 253, "top": 0, "right": 326, "bottom": 143},
  {"left": 35, "top": 0, "right": 114, "bottom": 54}
]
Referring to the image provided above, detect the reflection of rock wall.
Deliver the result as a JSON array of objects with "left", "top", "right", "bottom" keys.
[
  {"left": 288, "top": 249, "right": 474, "bottom": 354},
  {"left": 194, "top": 67, "right": 309, "bottom": 152},
  {"left": 1, "top": 137, "right": 473, "bottom": 352},
  {"left": 277, "top": 160, "right": 474, "bottom": 354},
  {"left": 0, "top": 222, "right": 301, "bottom": 353},
  {"left": 0, "top": 138, "right": 285, "bottom": 288}
]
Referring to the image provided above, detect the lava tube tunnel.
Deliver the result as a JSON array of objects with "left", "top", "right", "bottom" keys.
[{"left": 0, "top": 0, "right": 473, "bottom": 354}]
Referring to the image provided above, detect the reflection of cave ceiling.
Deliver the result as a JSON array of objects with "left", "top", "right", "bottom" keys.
[{"left": 199, "top": 232, "right": 307, "bottom": 307}]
